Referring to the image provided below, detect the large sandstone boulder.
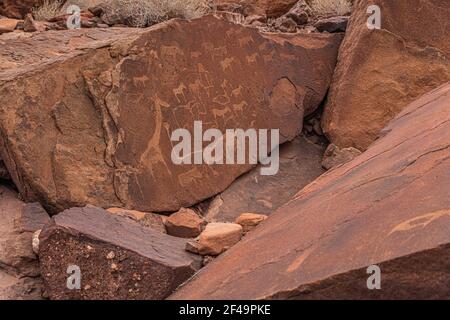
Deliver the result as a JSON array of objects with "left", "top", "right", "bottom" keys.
[
  {"left": 322, "top": 0, "right": 450, "bottom": 150},
  {"left": 0, "top": 16, "right": 342, "bottom": 213},
  {"left": 214, "top": 0, "right": 298, "bottom": 17},
  {"left": 39, "top": 205, "right": 202, "bottom": 300},
  {"left": 170, "top": 83, "right": 450, "bottom": 300}
]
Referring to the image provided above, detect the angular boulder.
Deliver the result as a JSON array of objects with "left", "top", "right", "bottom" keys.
[
  {"left": 165, "top": 208, "right": 206, "bottom": 238},
  {"left": 0, "top": 15, "right": 342, "bottom": 213},
  {"left": 0, "top": 0, "right": 41, "bottom": 19},
  {"left": 235, "top": 213, "right": 267, "bottom": 233},
  {"left": 106, "top": 207, "right": 167, "bottom": 233},
  {"left": 39, "top": 205, "right": 202, "bottom": 300},
  {"left": 0, "top": 185, "right": 50, "bottom": 277},
  {"left": 322, "top": 0, "right": 450, "bottom": 150},
  {"left": 170, "top": 83, "right": 450, "bottom": 299}
]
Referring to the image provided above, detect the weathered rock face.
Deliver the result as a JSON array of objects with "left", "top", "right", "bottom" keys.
[
  {"left": 0, "top": 0, "right": 40, "bottom": 19},
  {"left": 170, "top": 83, "right": 450, "bottom": 300},
  {"left": 201, "top": 136, "right": 325, "bottom": 222},
  {"left": 214, "top": 0, "right": 298, "bottom": 17},
  {"left": 322, "top": 0, "right": 450, "bottom": 150},
  {"left": 0, "top": 16, "right": 342, "bottom": 213},
  {"left": 0, "top": 269, "right": 43, "bottom": 299},
  {"left": 0, "top": 185, "right": 50, "bottom": 277},
  {"left": 39, "top": 205, "right": 202, "bottom": 300},
  {"left": 0, "top": 184, "right": 49, "bottom": 300}
]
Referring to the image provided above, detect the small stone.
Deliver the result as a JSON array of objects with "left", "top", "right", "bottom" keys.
[
  {"left": 106, "top": 251, "right": 115, "bottom": 260},
  {"left": 165, "top": 208, "right": 206, "bottom": 238},
  {"left": 235, "top": 213, "right": 268, "bottom": 233},
  {"left": 111, "top": 263, "right": 118, "bottom": 271},
  {"left": 197, "top": 223, "right": 243, "bottom": 256},
  {"left": 321, "top": 144, "right": 362, "bottom": 170},
  {"left": 314, "top": 16, "right": 349, "bottom": 33}
]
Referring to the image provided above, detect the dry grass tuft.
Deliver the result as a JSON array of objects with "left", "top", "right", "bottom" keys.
[
  {"left": 118, "top": 0, "right": 212, "bottom": 27},
  {"left": 32, "top": 0, "right": 64, "bottom": 21},
  {"left": 307, "top": 0, "right": 352, "bottom": 17}
]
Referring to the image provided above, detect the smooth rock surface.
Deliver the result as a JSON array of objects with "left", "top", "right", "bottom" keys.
[
  {"left": 196, "top": 222, "right": 243, "bottom": 256},
  {"left": 171, "top": 83, "right": 450, "bottom": 299}
]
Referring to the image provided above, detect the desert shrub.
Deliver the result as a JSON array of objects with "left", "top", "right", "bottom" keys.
[
  {"left": 118, "top": 0, "right": 212, "bottom": 27},
  {"left": 32, "top": 0, "right": 64, "bottom": 21},
  {"left": 307, "top": 0, "right": 352, "bottom": 17}
]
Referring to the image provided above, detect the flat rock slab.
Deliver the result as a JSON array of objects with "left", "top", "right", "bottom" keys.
[
  {"left": 322, "top": 0, "right": 450, "bottom": 150},
  {"left": 170, "top": 83, "right": 450, "bottom": 300},
  {"left": 202, "top": 136, "right": 325, "bottom": 222},
  {"left": 0, "top": 15, "right": 342, "bottom": 213},
  {"left": 39, "top": 205, "right": 202, "bottom": 300}
]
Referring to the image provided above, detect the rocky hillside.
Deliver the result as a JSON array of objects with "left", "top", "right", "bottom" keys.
[{"left": 0, "top": 0, "right": 449, "bottom": 300}]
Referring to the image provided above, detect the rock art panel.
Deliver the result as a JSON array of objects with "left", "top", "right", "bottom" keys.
[{"left": 0, "top": 16, "right": 342, "bottom": 213}]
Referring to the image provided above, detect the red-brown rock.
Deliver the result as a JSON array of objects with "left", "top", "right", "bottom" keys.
[
  {"left": 170, "top": 83, "right": 450, "bottom": 300},
  {"left": 0, "top": 0, "right": 41, "bottom": 19},
  {"left": 0, "top": 17, "right": 19, "bottom": 33},
  {"left": 322, "top": 0, "right": 450, "bottom": 150},
  {"left": 200, "top": 136, "right": 325, "bottom": 222},
  {"left": 0, "top": 185, "right": 50, "bottom": 277},
  {"left": 39, "top": 205, "right": 202, "bottom": 300},
  {"left": 0, "top": 16, "right": 342, "bottom": 213},
  {"left": 165, "top": 208, "right": 206, "bottom": 238}
]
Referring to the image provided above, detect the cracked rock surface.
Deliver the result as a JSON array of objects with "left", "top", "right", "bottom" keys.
[
  {"left": 170, "top": 83, "right": 450, "bottom": 300},
  {"left": 322, "top": 0, "right": 450, "bottom": 150},
  {"left": 0, "top": 15, "right": 342, "bottom": 213}
]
